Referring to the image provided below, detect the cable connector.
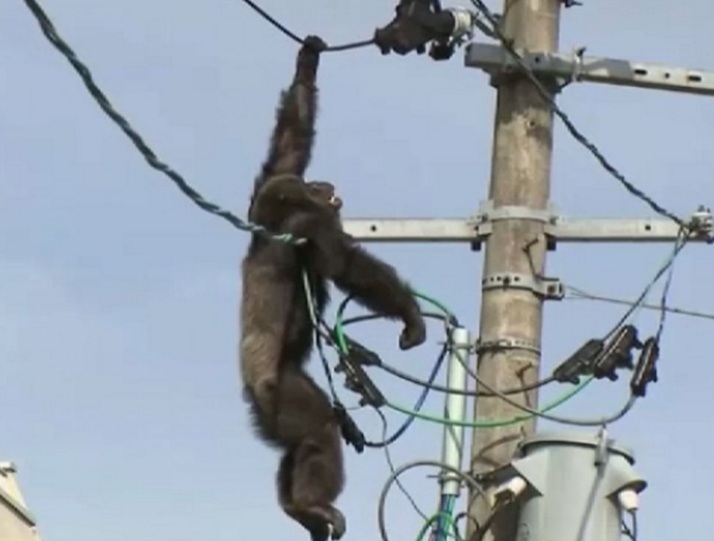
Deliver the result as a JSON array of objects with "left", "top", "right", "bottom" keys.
[
  {"left": 428, "top": 7, "right": 476, "bottom": 61},
  {"left": 630, "top": 337, "right": 659, "bottom": 397},
  {"left": 332, "top": 402, "right": 366, "bottom": 454},
  {"left": 552, "top": 338, "right": 604, "bottom": 383},
  {"left": 373, "top": 0, "right": 475, "bottom": 59},
  {"left": 337, "top": 334, "right": 382, "bottom": 367},
  {"left": 334, "top": 335, "right": 386, "bottom": 408},
  {"left": 592, "top": 325, "right": 641, "bottom": 381},
  {"left": 689, "top": 205, "right": 713, "bottom": 242}
]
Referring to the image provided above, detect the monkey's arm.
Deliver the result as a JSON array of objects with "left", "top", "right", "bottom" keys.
[
  {"left": 330, "top": 243, "right": 424, "bottom": 328},
  {"left": 254, "top": 37, "right": 326, "bottom": 193},
  {"left": 295, "top": 223, "right": 426, "bottom": 350}
]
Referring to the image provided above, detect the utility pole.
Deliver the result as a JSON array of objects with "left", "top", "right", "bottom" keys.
[
  {"left": 341, "top": 2, "right": 714, "bottom": 540},
  {"left": 467, "top": 2, "right": 560, "bottom": 540}
]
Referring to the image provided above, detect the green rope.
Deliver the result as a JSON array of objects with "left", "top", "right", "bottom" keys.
[{"left": 387, "top": 375, "right": 594, "bottom": 428}]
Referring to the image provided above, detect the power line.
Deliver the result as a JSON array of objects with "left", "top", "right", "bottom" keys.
[
  {"left": 566, "top": 286, "right": 714, "bottom": 320},
  {"left": 21, "top": 0, "right": 305, "bottom": 245},
  {"left": 567, "top": 287, "right": 714, "bottom": 321},
  {"left": 238, "top": 0, "right": 375, "bottom": 52},
  {"left": 468, "top": 0, "right": 687, "bottom": 229}
]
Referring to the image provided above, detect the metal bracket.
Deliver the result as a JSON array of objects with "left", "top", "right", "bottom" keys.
[
  {"left": 474, "top": 200, "right": 558, "bottom": 231},
  {"left": 482, "top": 272, "right": 564, "bottom": 300},
  {"left": 475, "top": 336, "right": 541, "bottom": 355},
  {"left": 472, "top": 200, "right": 559, "bottom": 250},
  {"left": 342, "top": 207, "right": 714, "bottom": 244},
  {"left": 465, "top": 41, "right": 714, "bottom": 97}
]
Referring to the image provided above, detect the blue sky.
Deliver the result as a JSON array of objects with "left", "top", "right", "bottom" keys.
[{"left": 1, "top": 1, "right": 712, "bottom": 540}]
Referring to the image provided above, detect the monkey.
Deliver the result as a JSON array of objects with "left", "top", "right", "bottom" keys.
[{"left": 239, "top": 36, "right": 427, "bottom": 541}]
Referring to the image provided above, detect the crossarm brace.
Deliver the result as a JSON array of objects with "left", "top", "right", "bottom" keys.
[{"left": 465, "top": 42, "right": 714, "bottom": 97}]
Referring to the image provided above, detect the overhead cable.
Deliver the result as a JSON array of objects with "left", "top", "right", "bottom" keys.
[
  {"left": 469, "top": 0, "right": 687, "bottom": 228},
  {"left": 22, "top": 0, "right": 306, "bottom": 245},
  {"left": 238, "top": 0, "right": 375, "bottom": 52}
]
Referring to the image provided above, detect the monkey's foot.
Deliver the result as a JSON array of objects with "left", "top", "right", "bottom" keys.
[
  {"left": 303, "top": 506, "right": 345, "bottom": 541},
  {"left": 327, "top": 507, "right": 346, "bottom": 540}
]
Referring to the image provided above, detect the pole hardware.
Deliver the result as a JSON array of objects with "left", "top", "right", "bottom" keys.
[{"left": 481, "top": 272, "right": 564, "bottom": 301}]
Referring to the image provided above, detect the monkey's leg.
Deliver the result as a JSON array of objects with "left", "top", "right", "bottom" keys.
[
  {"left": 278, "top": 449, "right": 331, "bottom": 541},
  {"left": 240, "top": 328, "right": 285, "bottom": 416},
  {"left": 289, "top": 427, "right": 346, "bottom": 541}
]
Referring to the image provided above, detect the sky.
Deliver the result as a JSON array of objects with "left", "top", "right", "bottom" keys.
[{"left": 1, "top": 1, "right": 713, "bottom": 540}]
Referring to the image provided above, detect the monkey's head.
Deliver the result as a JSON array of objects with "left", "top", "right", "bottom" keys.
[{"left": 306, "top": 180, "right": 343, "bottom": 212}]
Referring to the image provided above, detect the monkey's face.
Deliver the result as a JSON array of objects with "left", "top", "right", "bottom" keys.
[{"left": 306, "top": 181, "right": 342, "bottom": 211}]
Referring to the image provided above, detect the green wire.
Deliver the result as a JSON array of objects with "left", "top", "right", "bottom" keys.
[
  {"left": 387, "top": 375, "right": 594, "bottom": 428},
  {"left": 333, "top": 290, "right": 454, "bottom": 354},
  {"left": 331, "top": 285, "right": 594, "bottom": 427},
  {"left": 416, "top": 512, "right": 460, "bottom": 541}
]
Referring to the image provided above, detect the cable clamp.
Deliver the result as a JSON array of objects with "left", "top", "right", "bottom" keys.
[
  {"left": 472, "top": 200, "right": 559, "bottom": 243},
  {"left": 689, "top": 205, "right": 713, "bottom": 242},
  {"left": 571, "top": 46, "right": 586, "bottom": 82},
  {"left": 481, "top": 272, "right": 564, "bottom": 300}
]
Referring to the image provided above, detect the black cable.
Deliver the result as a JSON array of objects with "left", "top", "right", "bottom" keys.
[
  {"left": 21, "top": 0, "right": 304, "bottom": 245},
  {"left": 339, "top": 312, "right": 556, "bottom": 397},
  {"left": 379, "top": 361, "right": 555, "bottom": 397},
  {"left": 621, "top": 512, "right": 638, "bottom": 541},
  {"left": 565, "top": 286, "right": 714, "bottom": 321},
  {"left": 377, "top": 460, "right": 486, "bottom": 541},
  {"left": 468, "top": 498, "right": 508, "bottom": 541},
  {"left": 315, "top": 330, "right": 340, "bottom": 403},
  {"left": 655, "top": 228, "right": 688, "bottom": 340},
  {"left": 469, "top": 0, "right": 687, "bottom": 229},
  {"left": 238, "top": 0, "right": 375, "bottom": 52},
  {"left": 373, "top": 407, "right": 430, "bottom": 523},
  {"left": 606, "top": 232, "right": 689, "bottom": 338},
  {"left": 364, "top": 343, "right": 449, "bottom": 448}
]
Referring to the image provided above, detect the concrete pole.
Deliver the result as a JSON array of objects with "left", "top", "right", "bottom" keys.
[{"left": 467, "top": 2, "right": 561, "bottom": 541}]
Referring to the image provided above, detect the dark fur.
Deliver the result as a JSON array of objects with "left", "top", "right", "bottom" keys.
[{"left": 239, "top": 36, "right": 426, "bottom": 541}]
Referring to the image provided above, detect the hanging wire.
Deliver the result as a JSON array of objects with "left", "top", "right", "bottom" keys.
[
  {"left": 338, "top": 312, "right": 557, "bottom": 397},
  {"left": 468, "top": 0, "right": 687, "bottom": 229},
  {"left": 565, "top": 286, "right": 714, "bottom": 321},
  {"left": 21, "top": 0, "right": 306, "bottom": 245},
  {"left": 377, "top": 460, "right": 486, "bottom": 541},
  {"left": 238, "top": 0, "right": 375, "bottom": 52},
  {"left": 373, "top": 407, "right": 431, "bottom": 523}
]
